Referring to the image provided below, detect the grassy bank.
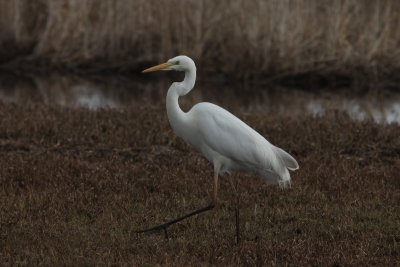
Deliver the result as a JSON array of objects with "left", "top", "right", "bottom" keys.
[
  {"left": 0, "top": 103, "right": 399, "bottom": 265},
  {"left": 0, "top": 1, "right": 400, "bottom": 83}
]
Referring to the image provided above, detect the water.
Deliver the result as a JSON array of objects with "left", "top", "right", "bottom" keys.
[{"left": 0, "top": 72, "right": 399, "bottom": 124}]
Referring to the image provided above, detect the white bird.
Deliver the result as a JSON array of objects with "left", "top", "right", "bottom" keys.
[{"left": 139, "top": 55, "right": 299, "bottom": 242}]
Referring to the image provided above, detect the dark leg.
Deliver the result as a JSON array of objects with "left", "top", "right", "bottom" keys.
[
  {"left": 136, "top": 173, "right": 219, "bottom": 237},
  {"left": 136, "top": 203, "right": 215, "bottom": 235},
  {"left": 235, "top": 192, "right": 240, "bottom": 244},
  {"left": 229, "top": 175, "right": 240, "bottom": 244}
]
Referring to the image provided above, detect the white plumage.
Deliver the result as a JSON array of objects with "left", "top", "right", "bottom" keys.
[
  {"left": 141, "top": 55, "right": 299, "bottom": 242},
  {"left": 143, "top": 55, "right": 299, "bottom": 202}
]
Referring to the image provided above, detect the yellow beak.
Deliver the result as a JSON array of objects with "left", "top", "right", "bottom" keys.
[{"left": 142, "top": 62, "right": 172, "bottom": 73}]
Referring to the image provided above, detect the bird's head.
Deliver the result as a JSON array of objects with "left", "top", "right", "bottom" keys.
[{"left": 142, "top": 55, "right": 196, "bottom": 73}]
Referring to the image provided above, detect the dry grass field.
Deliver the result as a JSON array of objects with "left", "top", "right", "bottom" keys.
[
  {"left": 0, "top": 103, "right": 399, "bottom": 265},
  {"left": 1, "top": 0, "right": 400, "bottom": 83}
]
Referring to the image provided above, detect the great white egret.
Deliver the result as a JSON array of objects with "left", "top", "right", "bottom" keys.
[{"left": 138, "top": 55, "right": 299, "bottom": 242}]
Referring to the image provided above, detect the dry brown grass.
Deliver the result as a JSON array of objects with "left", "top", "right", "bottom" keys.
[
  {"left": 0, "top": 1, "right": 400, "bottom": 81},
  {"left": 0, "top": 102, "right": 399, "bottom": 265}
]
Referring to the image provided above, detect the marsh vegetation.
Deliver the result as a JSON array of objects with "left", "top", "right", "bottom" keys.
[{"left": 1, "top": 0, "right": 400, "bottom": 84}]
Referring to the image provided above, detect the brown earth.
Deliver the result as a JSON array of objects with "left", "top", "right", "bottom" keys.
[{"left": 0, "top": 103, "right": 399, "bottom": 266}]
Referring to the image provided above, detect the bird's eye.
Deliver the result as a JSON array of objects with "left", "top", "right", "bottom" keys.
[{"left": 175, "top": 60, "right": 180, "bottom": 65}]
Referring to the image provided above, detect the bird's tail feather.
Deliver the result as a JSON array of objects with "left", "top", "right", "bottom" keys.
[{"left": 273, "top": 146, "right": 299, "bottom": 171}]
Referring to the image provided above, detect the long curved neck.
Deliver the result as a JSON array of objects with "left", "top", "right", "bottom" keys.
[
  {"left": 166, "top": 68, "right": 196, "bottom": 135},
  {"left": 180, "top": 69, "right": 196, "bottom": 93}
]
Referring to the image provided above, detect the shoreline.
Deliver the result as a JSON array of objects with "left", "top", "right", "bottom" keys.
[{"left": 1, "top": 60, "right": 399, "bottom": 91}]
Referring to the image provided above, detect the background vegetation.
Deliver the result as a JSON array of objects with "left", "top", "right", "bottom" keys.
[{"left": 0, "top": 0, "right": 400, "bottom": 81}]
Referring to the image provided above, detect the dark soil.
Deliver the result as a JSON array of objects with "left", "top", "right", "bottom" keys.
[{"left": 0, "top": 103, "right": 399, "bottom": 266}]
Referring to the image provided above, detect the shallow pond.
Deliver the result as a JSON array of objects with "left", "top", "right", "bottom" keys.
[{"left": 0, "top": 72, "right": 399, "bottom": 124}]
